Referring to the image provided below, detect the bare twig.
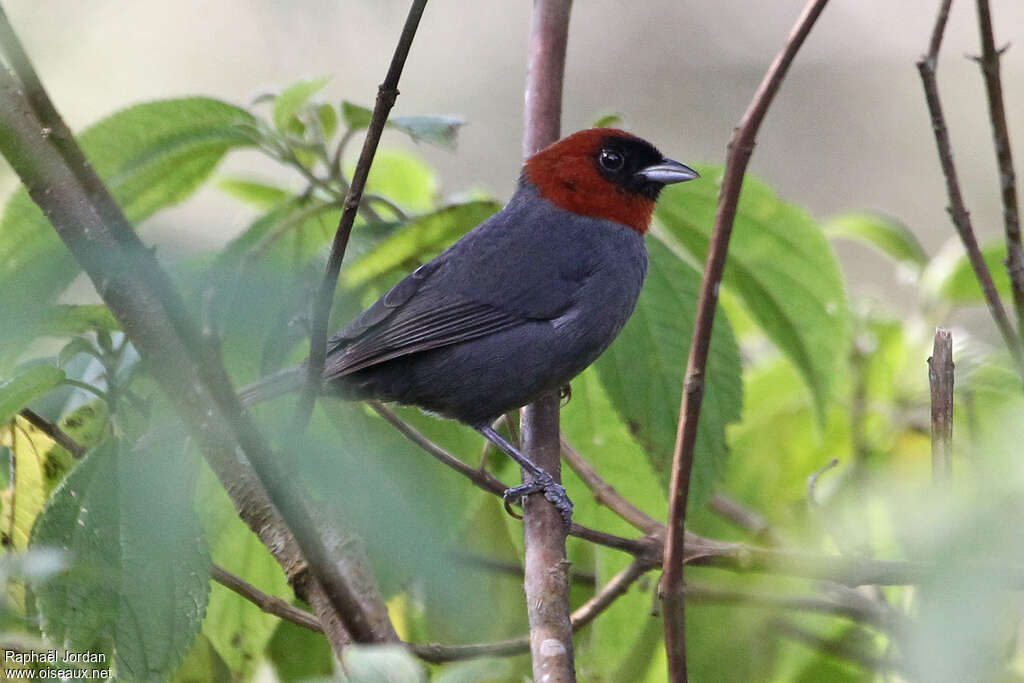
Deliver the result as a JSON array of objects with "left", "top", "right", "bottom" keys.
[
  {"left": 561, "top": 434, "right": 663, "bottom": 535},
  {"left": 211, "top": 564, "right": 323, "bottom": 633},
  {"left": 18, "top": 409, "right": 87, "bottom": 459},
  {"left": 917, "top": 0, "right": 1024, "bottom": 376},
  {"left": 806, "top": 457, "right": 839, "bottom": 505},
  {"left": 519, "top": 1, "right": 575, "bottom": 680},
  {"left": 707, "top": 493, "right": 783, "bottom": 546},
  {"left": 974, "top": 0, "right": 1024, "bottom": 335},
  {"left": 928, "top": 328, "right": 954, "bottom": 481},
  {"left": 772, "top": 618, "right": 900, "bottom": 673},
  {"left": 0, "top": 7, "right": 396, "bottom": 653},
  {"left": 660, "top": 1, "right": 832, "bottom": 679},
  {"left": 412, "top": 557, "right": 651, "bottom": 663},
  {"left": 293, "top": 0, "right": 429, "bottom": 429}
]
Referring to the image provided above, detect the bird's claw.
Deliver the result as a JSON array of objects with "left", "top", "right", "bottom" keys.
[{"left": 501, "top": 474, "right": 574, "bottom": 528}]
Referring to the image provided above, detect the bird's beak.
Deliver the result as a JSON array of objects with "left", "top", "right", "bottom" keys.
[{"left": 635, "top": 158, "right": 700, "bottom": 185}]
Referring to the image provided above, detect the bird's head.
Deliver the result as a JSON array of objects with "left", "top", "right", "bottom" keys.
[{"left": 522, "top": 128, "right": 699, "bottom": 234}]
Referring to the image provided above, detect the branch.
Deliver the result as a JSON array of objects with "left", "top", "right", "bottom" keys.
[
  {"left": 519, "top": 1, "right": 575, "bottom": 681},
  {"left": 916, "top": 0, "right": 1024, "bottom": 377},
  {"left": 18, "top": 409, "right": 86, "bottom": 459},
  {"left": 660, "top": 1, "right": 832, "bottom": 679},
  {"left": 293, "top": 0, "right": 429, "bottom": 429},
  {"left": 974, "top": 0, "right": 1024, "bottom": 336},
  {"left": 211, "top": 564, "right": 323, "bottom": 634},
  {"left": 707, "top": 493, "right": 784, "bottom": 546},
  {"left": 561, "top": 434, "right": 663, "bottom": 535},
  {"left": 0, "top": 8, "right": 396, "bottom": 654},
  {"left": 928, "top": 328, "right": 954, "bottom": 481},
  {"left": 412, "top": 557, "right": 651, "bottom": 663}
]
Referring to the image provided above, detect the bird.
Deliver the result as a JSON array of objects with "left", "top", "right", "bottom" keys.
[{"left": 240, "top": 128, "right": 699, "bottom": 525}]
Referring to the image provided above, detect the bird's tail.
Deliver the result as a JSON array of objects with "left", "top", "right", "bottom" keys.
[{"left": 237, "top": 365, "right": 306, "bottom": 407}]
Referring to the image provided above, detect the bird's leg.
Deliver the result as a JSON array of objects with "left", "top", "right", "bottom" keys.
[{"left": 477, "top": 424, "right": 573, "bottom": 527}]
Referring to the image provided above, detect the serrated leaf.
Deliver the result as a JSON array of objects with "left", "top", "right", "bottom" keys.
[
  {"left": 594, "top": 239, "right": 742, "bottom": 505},
  {"left": 197, "top": 463, "right": 289, "bottom": 678},
  {"left": 217, "top": 177, "right": 293, "bottom": 209},
  {"left": 0, "top": 365, "right": 65, "bottom": 426},
  {"left": 390, "top": 115, "right": 464, "bottom": 150},
  {"left": 0, "top": 97, "right": 255, "bottom": 370},
  {"left": 655, "top": 165, "right": 848, "bottom": 422},
  {"left": 824, "top": 211, "right": 928, "bottom": 267},
  {"left": 31, "top": 435, "right": 209, "bottom": 678},
  {"left": 341, "top": 100, "right": 373, "bottom": 129},
  {"left": 342, "top": 200, "right": 499, "bottom": 287},
  {"left": 273, "top": 76, "right": 331, "bottom": 132}
]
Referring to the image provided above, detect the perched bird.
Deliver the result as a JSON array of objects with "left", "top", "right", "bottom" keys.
[{"left": 241, "top": 128, "right": 699, "bottom": 524}]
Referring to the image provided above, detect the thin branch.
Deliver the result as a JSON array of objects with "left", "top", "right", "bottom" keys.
[
  {"left": 660, "top": 1, "right": 832, "bottom": 679},
  {"left": 916, "top": 0, "right": 1024, "bottom": 376},
  {"left": 560, "top": 433, "right": 663, "bottom": 535},
  {"left": 293, "top": 0, "right": 429, "bottom": 430},
  {"left": 806, "top": 457, "right": 839, "bottom": 505},
  {"left": 519, "top": 1, "right": 575, "bottom": 680},
  {"left": 412, "top": 557, "right": 651, "bottom": 663},
  {"left": 974, "top": 0, "right": 1024, "bottom": 336},
  {"left": 0, "top": 8, "right": 396, "bottom": 653},
  {"left": 707, "top": 493, "right": 783, "bottom": 546},
  {"left": 211, "top": 563, "right": 323, "bottom": 633},
  {"left": 772, "top": 618, "right": 900, "bottom": 674},
  {"left": 18, "top": 409, "right": 86, "bottom": 459},
  {"left": 929, "top": 328, "right": 954, "bottom": 481}
]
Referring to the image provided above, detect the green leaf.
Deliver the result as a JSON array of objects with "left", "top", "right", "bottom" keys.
[
  {"left": 31, "top": 435, "right": 209, "bottom": 678},
  {"left": 926, "top": 241, "right": 1011, "bottom": 304},
  {"left": 361, "top": 149, "right": 437, "bottom": 212},
  {"left": 197, "top": 463, "right": 289, "bottom": 678},
  {"left": 591, "top": 112, "right": 624, "bottom": 128},
  {"left": 341, "top": 645, "right": 426, "bottom": 682},
  {"left": 594, "top": 239, "right": 743, "bottom": 505},
  {"left": 217, "top": 177, "right": 293, "bottom": 209},
  {"left": 273, "top": 76, "right": 331, "bottom": 132},
  {"left": 58, "top": 338, "right": 100, "bottom": 367},
  {"left": 341, "top": 100, "right": 373, "bottom": 129},
  {"left": 390, "top": 115, "right": 464, "bottom": 150},
  {"left": 266, "top": 618, "right": 334, "bottom": 682},
  {"left": 0, "top": 97, "right": 256, "bottom": 370},
  {"left": 655, "top": 165, "right": 849, "bottom": 422},
  {"left": 37, "top": 305, "right": 120, "bottom": 336},
  {"left": 1, "top": 416, "right": 51, "bottom": 551},
  {"left": 824, "top": 211, "right": 928, "bottom": 267},
  {"left": 342, "top": 200, "right": 500, "bottom": 287},
  {"left": 0, "top": 365, "right": 65, "bottom": 426},
  {"left": 317, "top": 102, "right": 339, "bottom": 141}
]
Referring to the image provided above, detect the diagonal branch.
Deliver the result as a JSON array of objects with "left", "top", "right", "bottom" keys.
[
  {"left": 916, "top": 0, "right": 1024, "bottom": 377},
  {"left": 18, "top": 409, "right": 87, "bottom": 459},
  {"left": 293, "top": 0, "right": 429, "bottom": 429},
  {"left": 974, "top": 0, "right": 1024, "bottom": 336},
  {"left": 0, "top": 5, "right": 395, "bottom": 653},
  {"left": 660, "top": 1, "right": 832, "bottom": 679}
]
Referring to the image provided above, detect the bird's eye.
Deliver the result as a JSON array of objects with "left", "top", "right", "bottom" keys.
[{"left": 598, "top": 148, "right": 625, "bottom": 172}]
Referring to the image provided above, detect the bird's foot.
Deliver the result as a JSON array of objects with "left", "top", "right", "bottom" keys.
[{"left": 502, "top": 473, "right": 574, "bottom": 528}]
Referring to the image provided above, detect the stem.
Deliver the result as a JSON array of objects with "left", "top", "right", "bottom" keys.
[
  {"left": 660, "top": 2, "right": 832, "bottom": 679},
  {"left": 17, "top": 409, "right": 86, "bottom": 459},
  {"left": 293, "top": 0, "right": 429, "bottom": 430},
  {"left": 974, "top": 0, "right": 1024, "bottom": 337},
  {"left": 519, "top": 0, "right": 575, "bottom": 681},
  {"left": 211, "top": 564, "right": 323, "bottom": 633},
  {"left": 916, "top": 0, "right": 1024, "bottom": 378},
  {"left": 0, "top": 7, "right": 395, "bottom": 653},
  {"left": 928, "top": 328, "right": 954, "bottom": 481}
]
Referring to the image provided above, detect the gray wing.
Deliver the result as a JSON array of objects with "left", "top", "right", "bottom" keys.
[{"left": 324, "top": 260, "right": 528, "bottom": 378}]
